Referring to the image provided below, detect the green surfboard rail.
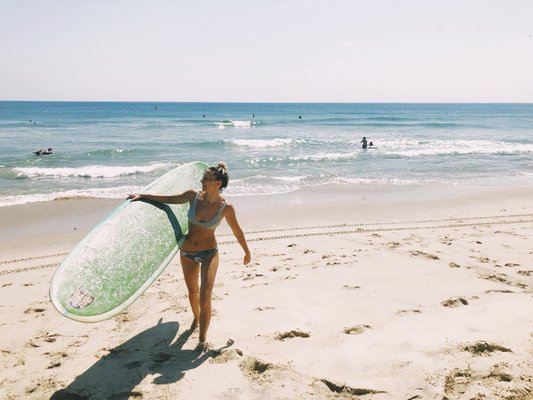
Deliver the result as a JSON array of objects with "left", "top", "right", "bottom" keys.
[{"left": 49, "top": 161, "right": 208, "bottom": 322}]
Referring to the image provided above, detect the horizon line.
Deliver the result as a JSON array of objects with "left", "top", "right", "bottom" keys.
[{"left": 1, "top": 100, "right": 532, "bottom": 105}]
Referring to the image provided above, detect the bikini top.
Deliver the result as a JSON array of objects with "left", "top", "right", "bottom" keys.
[{"left": 187, "top": 192, "right": 227, "bottom": 230}]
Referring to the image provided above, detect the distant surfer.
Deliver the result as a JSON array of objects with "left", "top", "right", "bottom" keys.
[
  {"left": 369, "top": 141, "right": 374, "bottom": 148},
  {"left": 361, "top": 137, "right": 368, "bottom": 149},
  {"left": 202, "top": 114, "right": 205, "bottom": 118},
  {"left": 128, "top": 162, "right": 251, "bottom": 352},
  {"left": 33, "top": 147, "right": 53, "bottom": 155},
  {"left": 298, "top": 115, "right": 302, "bottom": 119}
]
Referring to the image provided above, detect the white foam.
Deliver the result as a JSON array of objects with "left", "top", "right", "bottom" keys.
[
  {"left": 231, "top": 175, "right": 306, "bottom": 184},
  {"left": 331, "top": 176, "right": 424, "bottom": 185},
  {"left": 377, "top": 139, "right": 533, "bottom": 157},
  {"left": 228, "top": 138, "right": 294, "bottom": 148},
  {"left": 288, "top": 152, "right": 358, "bottom": 161},
  {"left": 0, "top": 185, "right": 143, "bottom": 207},
  {"left": 12, "top": 163, "right": 173, "bottom": 179},
  {"left": 215, "top": 120, "right": 255, "bottom": 129}
]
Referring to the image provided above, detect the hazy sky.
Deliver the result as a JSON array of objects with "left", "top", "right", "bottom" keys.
[{"left": 1, "top": 0, "right": 532, "bottom": 102}]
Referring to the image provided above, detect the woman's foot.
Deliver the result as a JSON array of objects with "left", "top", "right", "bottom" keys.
[{"left": 194, "top": 340, "right": 211, "bottom": 352}]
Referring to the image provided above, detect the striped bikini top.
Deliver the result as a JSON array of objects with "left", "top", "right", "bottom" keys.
[{"left": 187, "top": 192, "right": 227, "bottom": 230}]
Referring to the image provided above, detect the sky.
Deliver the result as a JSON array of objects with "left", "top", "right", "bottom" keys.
[{"left": 1, "top": 0, "right": 532, "bottom": 102}]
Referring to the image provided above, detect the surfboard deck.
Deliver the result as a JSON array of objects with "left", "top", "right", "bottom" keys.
[{"left": 49, "top": 161, "right": 207, "bottom": 322}]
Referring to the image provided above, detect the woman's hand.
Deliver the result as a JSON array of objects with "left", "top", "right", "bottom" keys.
[
  {"left": 127, "top": 194, "right": 142, "bottom": 201},
  {"left": 243, "top": 251, "right": 251, "bottom": 265}
]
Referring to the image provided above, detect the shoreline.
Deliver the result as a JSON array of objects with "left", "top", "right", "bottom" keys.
[{"left": 1, "top": 184, "right": 531, "bottom": 243}]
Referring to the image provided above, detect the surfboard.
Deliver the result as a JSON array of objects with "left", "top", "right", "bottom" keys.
[{"left": 49, "top": 161, "right": 208, "bottom": 322}]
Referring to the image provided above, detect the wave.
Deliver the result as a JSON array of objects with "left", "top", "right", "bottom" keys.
[
  {"left": 224, "top": 174, "right": 427, "bottom": 197},
  {"left": 0, "top": 185, "right": 143, "bottom": 207},
  {"left": 215, "top": 120, "right": 255, "bottom": 129},
  {"left": 377, "top": 140, "right": 533, "bottom": 157},
  {"left": 86, "top": 148, "right": 134, "bottom": 156},
  {"left": 12, "top": 163, "right": 173, "bottom": 179},
  {"left": 227, "top": 138, "right": 294, "bottom": 148},
  {"left": 331, "top": 177, "right": 424, "bottom": 185},
  {"left": 288, "top": 151, "right": 359, "bottom": 161}
]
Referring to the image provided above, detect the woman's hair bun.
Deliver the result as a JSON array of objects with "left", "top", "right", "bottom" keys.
[
  {"left": 209, "top": 162, "right": 229, "bottom": 192},
  {"left": 217, "top": 162, "right": 228, "bottom": 173}
]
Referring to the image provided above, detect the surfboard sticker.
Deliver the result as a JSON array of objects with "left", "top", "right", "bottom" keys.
[{"left": 69, "top": 288, "right": 95, "bottom": 309}]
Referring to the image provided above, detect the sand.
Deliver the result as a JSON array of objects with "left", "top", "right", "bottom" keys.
[{"left": 1, "top": 185, "right": 532, "bottom": 399}]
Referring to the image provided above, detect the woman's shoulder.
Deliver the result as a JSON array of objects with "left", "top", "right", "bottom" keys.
[
  {"left": 222, "top": 200, "right": 234, "bottom": 213},
  {"left": 183, "top": 189, "right": 199, "bottom": 201}
]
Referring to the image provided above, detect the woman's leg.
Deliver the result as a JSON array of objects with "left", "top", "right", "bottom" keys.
[
  {"left": 180, "top": 254, "right": 200, "bottom": 330},
  {"left": 198, "top": 252, "right": 219, "bottom": 343}
]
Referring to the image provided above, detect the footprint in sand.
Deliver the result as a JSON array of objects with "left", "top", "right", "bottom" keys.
[
  {"left": 444, "top": 364, "right": 522, "bottom": 399},
  {"left": 489, "top": 364, "right": 513, "bottom": 382},
  {"left": 242, "top": 273, "right": 264, "bottom": 281},
  {"left": 439, "top": 235, "right": 455, "bottom": 245},
  {"left": 485, "top": 289, "right": 515, "bottom": 294},
  {"left": 441, "top": 297, "right": 469, "bottom": 308},
  {"left": 239, "top": 357, "right": 276, "bottom": 377},
  {"left": 44, "top": 351, "right": 68, "bottom": 369},
  {"left": 1, "top": 348, "right": 25, "bottom": 368},
  {"left": 319, "top": 378, "right": 386, "bottom": 396},
  {"left": 342, "top": 284, "right": 361, "bottom": 290},
  {"left": 480, "top": 274, "right": 528, "bottom": 289},
  {"left": 397, "top": 309, "right": 422, "bottom": 315},
  {"left": 462, "top": 340, "right": 512, "bottom": 356},
  {"left": 517, "top": 270, "right": 533, "bottom": 276},
  {"left": 274, "top": 329, "right": 310, "bottom": 341},
  {"left": 255, "top": 306, "right": 275, "bottom": 311},
  {"left": 443, "top": 368, "right": 475, "bottom": 398},
  {"left": 25, "top": 377, "right": 63, "bottom": 397},
  {"left": 25, "top": 332, "right": 60, "bottom": 348},
  {"left": 210, "top": 348, "right": 244, "bottom": 364},
  {"left": 24, "top": 306, "right": 47, "bottom": 314},
  {"left": 343, "top": 324, "right": 371, "bottom": 335},
  {"left": 409, "top": 250, "right": 440, "bottom": 260}
]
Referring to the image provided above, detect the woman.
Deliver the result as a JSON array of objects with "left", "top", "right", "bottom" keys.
[{"left": 128, "top": 162, "right": 251, "bottom": 350}]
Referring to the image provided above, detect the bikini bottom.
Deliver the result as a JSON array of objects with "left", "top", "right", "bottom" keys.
[{"left": 180, "top": 247, "right": 218, "bottom": 263}]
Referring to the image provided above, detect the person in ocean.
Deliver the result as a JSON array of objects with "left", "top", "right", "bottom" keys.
[
  {"left": 128, "top": 162, "right": 251, "bottom": 351},
  {"left": 361, "top": 137, "right": 368, "bottom": 149},
  {"left": 33, "top": 147, "right": 53, "bottom": 155}
]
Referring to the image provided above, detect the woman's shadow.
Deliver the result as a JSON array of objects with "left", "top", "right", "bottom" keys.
[{"left": 51, "top": 319, "right": 233, "bottom": 400}]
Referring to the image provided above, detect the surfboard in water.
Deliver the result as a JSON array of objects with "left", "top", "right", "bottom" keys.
[{"left": 49, "top": 161, "right": 208, "bottom": 322}]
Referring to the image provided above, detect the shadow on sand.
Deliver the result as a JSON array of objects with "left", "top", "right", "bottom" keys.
[{"left": 51, "top": 319, "right": 232, "bottom": 400}]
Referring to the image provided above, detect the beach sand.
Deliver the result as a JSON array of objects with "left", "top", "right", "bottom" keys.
[{"left": 1, "top": 186, "right": 532, "bottom": 399}]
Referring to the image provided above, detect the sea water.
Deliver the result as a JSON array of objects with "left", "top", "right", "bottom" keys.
[{"left": 0, "top": 102, "right": 532, "bottom": 207}]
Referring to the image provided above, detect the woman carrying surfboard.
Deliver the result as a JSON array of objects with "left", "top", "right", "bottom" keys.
[{"left": 128, "top": 162, "right": 251, "bottom": 351}]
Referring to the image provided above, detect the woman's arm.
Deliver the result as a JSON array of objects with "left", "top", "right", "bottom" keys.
[
  {"left": 224, "top": 204, "right": 251, "bottom": 265},
  {"left": 128, "top": 189, "right": 197, "bottom": 204}
]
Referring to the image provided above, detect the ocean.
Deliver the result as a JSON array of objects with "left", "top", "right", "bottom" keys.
[{"left": 0, "top": 102, "right": 532, "bottom": 207}]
